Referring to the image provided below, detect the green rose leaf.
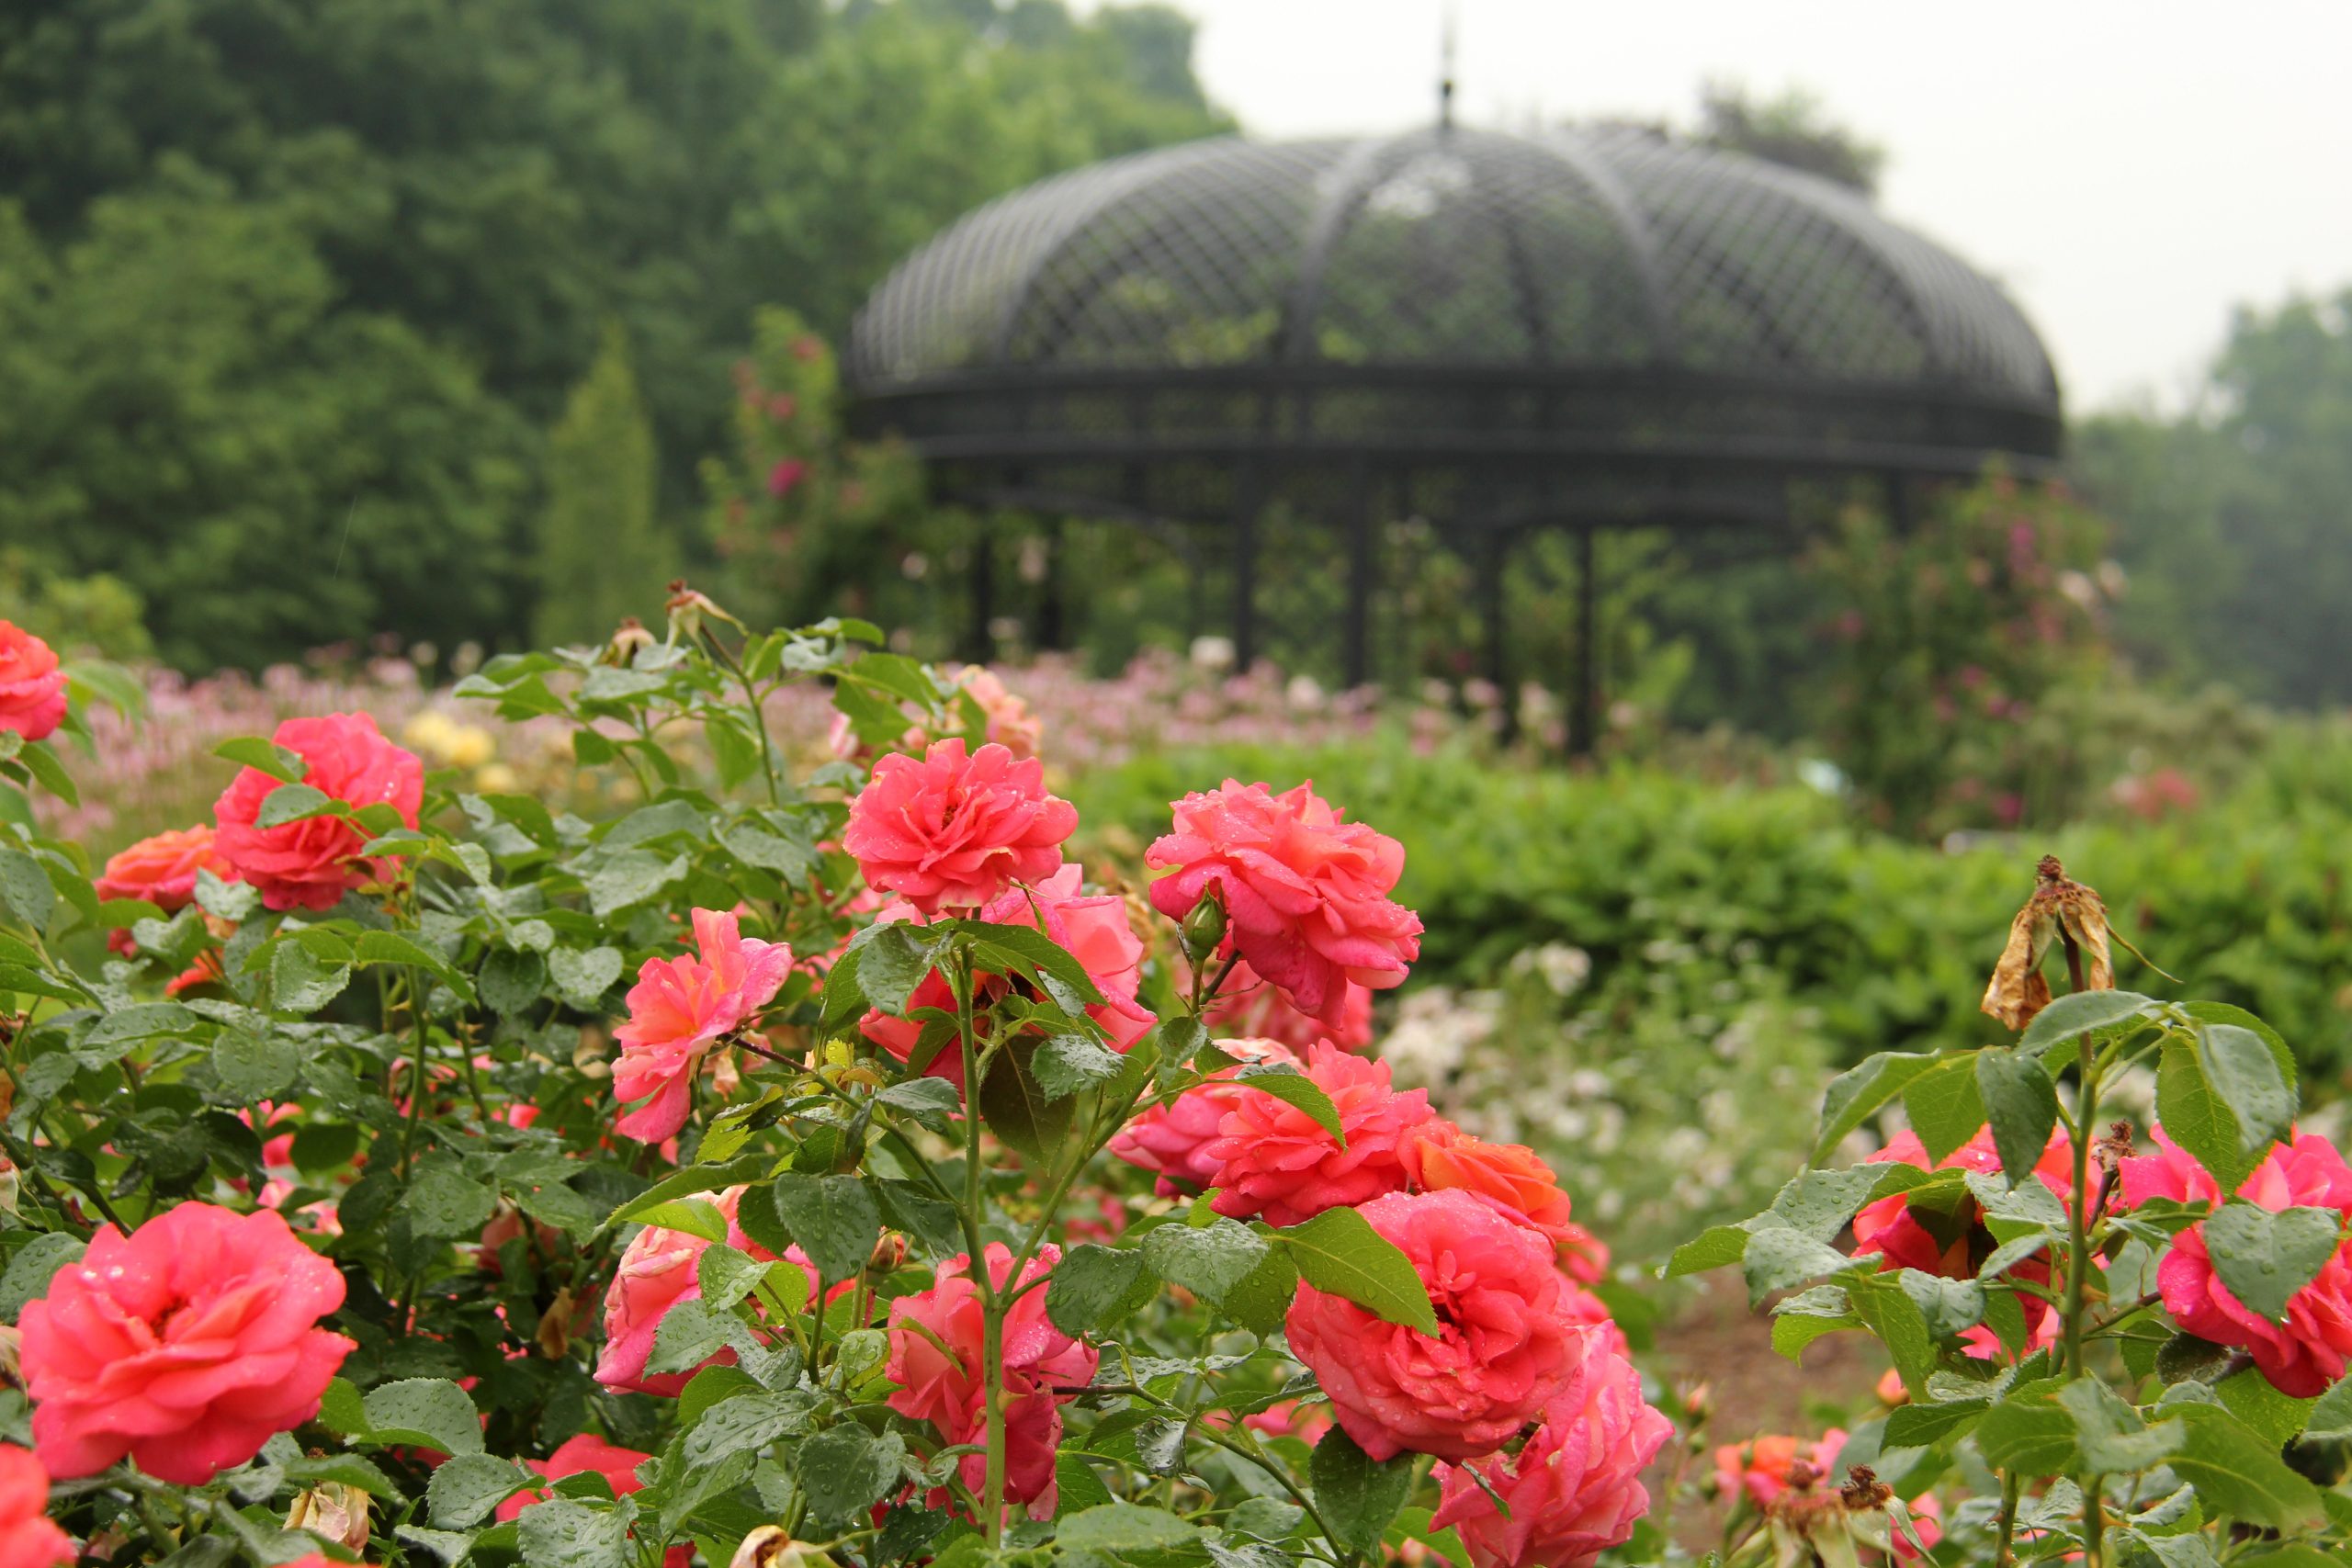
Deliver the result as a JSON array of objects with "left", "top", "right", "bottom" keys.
[
  {"left": 1308, "top": 1426, "right": 1414, "bottom": 1557},
  {"left": 1142, "top": 1216, "right": 1270, "bottom": 1304},
  {"left": 796, "top": 1426, "right": 905, "bottom": 1527},
  {"left": 1279, "top": 1205, "right": 1437, "bottom": 1335},
  {"left": 255, "top": 782, "right": 337, "bottom": 828},
  {"left": 1903, "top": 1055, "right": 1986, "bottom": 1164},
  {"left": 2018, "top": 989, "right": 2155, "bottom": 1056},
  {"left": 1813, "top": 1051, "right": 1939, "bottom": 1165},
  {"left": 361, "top": 1379, "right": 485, "bottom": 1457},
  {"left": 515, "top": 1497, "right": 634, "bottom": 1568},
  {"left": 428, "top": 1454, "right": 531, "bottom": 1529},
  {"left": 1974, "top": 1047, "right": 2060, "bottom": 1188},
  {"left": 1033, "top": 1032, "right": 1125, "bottom": 1101},
  {"left": 1056, "top": 1503, "right": 1203, "bottom": 1554},
  {"left": 1229, "top": 1063, "right": 1346, "bottom": 1146},
  {"left": 2165, "top": 1403, "right": 2325, "bottom": 1532},
  {"left": 768, "top": 1173, "right": 881, "bottom": 1285},
  {"left": 2202, "top": 1201, "right": 2341, "bottom": 1325},
  {"left": 1046, "top": 1244, "right": 1148, "bottom": 1337}
]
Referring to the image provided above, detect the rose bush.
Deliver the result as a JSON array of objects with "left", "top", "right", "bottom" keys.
[
  {"left": 3, "top": 604, "right": 2348, "bottom": 1568},
  {"left": 0, "top": 610, "right": 1666, "bottom": 1568}
]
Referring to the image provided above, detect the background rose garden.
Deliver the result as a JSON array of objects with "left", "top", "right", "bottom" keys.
[{"left": 0, "top": 601, "right": 2347, "bottom": 1568}]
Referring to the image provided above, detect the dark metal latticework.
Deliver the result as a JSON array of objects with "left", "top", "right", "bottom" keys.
[{"left": 845, "top": 121, "right": 2063, "bottom": 747}]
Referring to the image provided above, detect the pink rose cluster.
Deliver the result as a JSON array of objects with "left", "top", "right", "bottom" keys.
[
  {"left": 610, "top": 908, "right": 794, "bottom": 1142},
  {"left": 595, "top": 1187, "right": 847, "bottom": 1397},
  {"left": 1146, "top": 778, "right": 1422, "bottom": 1027},
  {"left": 1853, "top": 1123, "right": 2076, "bottom": 1360},
  {"left": 859, "top": 863, "right": 1154, "bottom": 1090},
  {"left": 1105, "top": 1041, "right": 1650, "bottom": 1564},
  {"left": 885, "top": 1244, "right": 1098, "bottom": 1518},
  {"left": 2121, "top": 1126, "right": 2352, "bottom": 1396}
]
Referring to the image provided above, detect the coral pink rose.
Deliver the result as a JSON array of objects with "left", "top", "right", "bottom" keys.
[
  {"left": 1206, "top": 954, "right": 1374, "bottom": 1052},
  {"left": 885, "top": 1243, "right": 1098, "bottom": 1519},
  {"left": 1108, "top": 1038, "right": 1299, "bottom": 1196},
  {"left": 0, "top": 1445, "right": 74, "bottom": 1568},
  {"left": 1285, "top": 1189, "right": 1578, "bottom": 1461},
  {"left": 1432, "top": 1333, "right": 1670, "bottom": 1568},
  {"left": 842, "top": 739, "right": 1076, "bottom": 914},
  {"left": 766, "top": 458, "right": 808, "bottom": 499},
  {"left": 0, "top": 625, "right": 67, "bottom": 742},
  {"left": 2121, "top": 1127, "right": 2352, "bottom": 1396},
  {"left": 1146, "top": 779, "right": 1422, "bottom": 1025},
  {"left": 1402, "top": 1121, "right": 1610, "bottom": 1283},
  {"left": 612, "top": 909, "right": 793, "bottom": 1142},
  {"left": 595, "top": 1188, "right": 842, "bottom": 1397},
  {"left": 1203, "top": 1040, "right": 1432, "bottom": 1227},
  {"left": 1241, "top": 1397, "right": 1333, "bottom": 1449},
  {"left": 19, "top": 1203, "right": 355, "bottom": 1483},
  {"left": 213, "top": 713, "right": 424, "bottom": 912},
  {"left": 1853, "top": 1124, "right": 2076, "bottom": 1357},
  {"left": 95, "top": 825, "right": 232, "bottom": 912},
  {"left": 862, "top": 865, "right": 1153, "bottom": 1089},
  {"left": 1713, "top": 1430, "right": 1848, "bottom": 1509}
]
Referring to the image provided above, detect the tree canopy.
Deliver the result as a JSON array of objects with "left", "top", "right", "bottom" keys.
[{"left": 0, "top": 0, "right": 1228, "bottom": 669}]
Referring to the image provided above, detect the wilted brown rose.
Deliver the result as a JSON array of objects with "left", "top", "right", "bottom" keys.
[
  {"left": 287, "top": 1482, "right": 370, "bottom": 1551},
  {"left": 727, "top": 1527, "right": 829, "bottom": 1568},
  {"left": 1980, "top": 855, "right": 2115, "bottom": 1031}
]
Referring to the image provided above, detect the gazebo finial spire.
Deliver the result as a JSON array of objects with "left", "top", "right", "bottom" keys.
[{"left": 1438, "top": 5, "right": 1456, "bottom": 130}]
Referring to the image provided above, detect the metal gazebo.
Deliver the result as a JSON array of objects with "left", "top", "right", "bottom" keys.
[{"left": 844, "top": 118, "right": 2063, "bottom": 750}]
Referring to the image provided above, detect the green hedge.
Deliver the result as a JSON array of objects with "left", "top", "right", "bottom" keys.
[{"left": 1068, "top": 737, "right": 2352, "bottom": 1092}]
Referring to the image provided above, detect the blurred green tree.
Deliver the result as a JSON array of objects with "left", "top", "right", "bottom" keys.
[
  {"left": 0, "top": 0, "right": 1227, "bottom": 668},
  {"left": 536, "top": 326, "right": 671, "bottom": 650},
  {"left": 2074, "top": 288, "right": 2352, "bottom": 706}
]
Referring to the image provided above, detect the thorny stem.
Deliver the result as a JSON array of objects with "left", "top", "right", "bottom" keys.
[
  {"left": 2057, "top": 922, "right": 2107, "bottom": 1568},
  {"left": 1994, "top": 1470, "right": 2023, "bottom": 1567},
  {"left": 703, "top": 628, "right": 782, "bottom": 806},
  {"left": 947, "top": 951, "right": 1009, "bottom": 1547}
]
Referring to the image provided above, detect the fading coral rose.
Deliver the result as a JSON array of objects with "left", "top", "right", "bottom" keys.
[
  {"left": 0, "top": 626, "right": 67, "bottom": 743},
  {"left": 494, "top": 1433, "right": 691, "bottom": 1567},
  {"left": 612, "top": 909, "right": 793, "bottom": 1143},
  {"left": 885, "top": 1243, "right": 1098, "bottom": 1519},
  {"left": 862, "top": 865, "right": 1152, "bottom": 1089},
  {"left": 1146, "top": 779, "right": 1422, "bottom": 1025},
  {"left": 1402, "top": 1121, "right": 1610, "bottom": 1283},
  {"left": 1713, "top": 1430, "right": 1848, "bottom": 1509},
  {"left": 96, "top": 825, "right": 232, "bottom": 913},
  {"left": 1286, "top": 1189, "right": 1578, "bottom": 1461},
  {"left": 595, "top": 1188, "right": 842, "bottom": 1396},
  {"left": 842, "top": 738, "right": 1076, "bottom": 914},
  {"left": 213, "top": 713, "right": 424, "bottom": 912},
  {"left": 1204, "top": 1041, "right": 1431, "bottom": 1227},
  {"left": 2121, "top": 1127, "right": 2352, "bottom": 1396},
  {"left": 0, "top": 1445, "right": 73, "bottom": 1568},
  {"left": 1107, "top": 1038, "right": 1300, "bottom": 1196},
  {"left": 1432, "top": 1333, "right": 1670, "bottom": 1568},
  {"left": 1206, "top": 954, "right": 1374, "bottom": 1052},
  {"left": 947, "top": 666, "right": 1043, "bottom": 761},
  {"left": 20, "top": 1203, "right": 355, "bottom": 1483}
]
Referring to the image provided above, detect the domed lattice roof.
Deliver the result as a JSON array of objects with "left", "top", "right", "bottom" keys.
[
  {"left": 852, "top": 123, "right": 2056, "bottom": 423},
  {"left": 844, "top": 121, "right": 2063, "bottom": 732}
]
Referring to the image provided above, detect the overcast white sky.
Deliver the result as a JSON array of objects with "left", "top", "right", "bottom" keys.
[{"left": 1130, "top": 0, "right": 2352, "bottom": 414}]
